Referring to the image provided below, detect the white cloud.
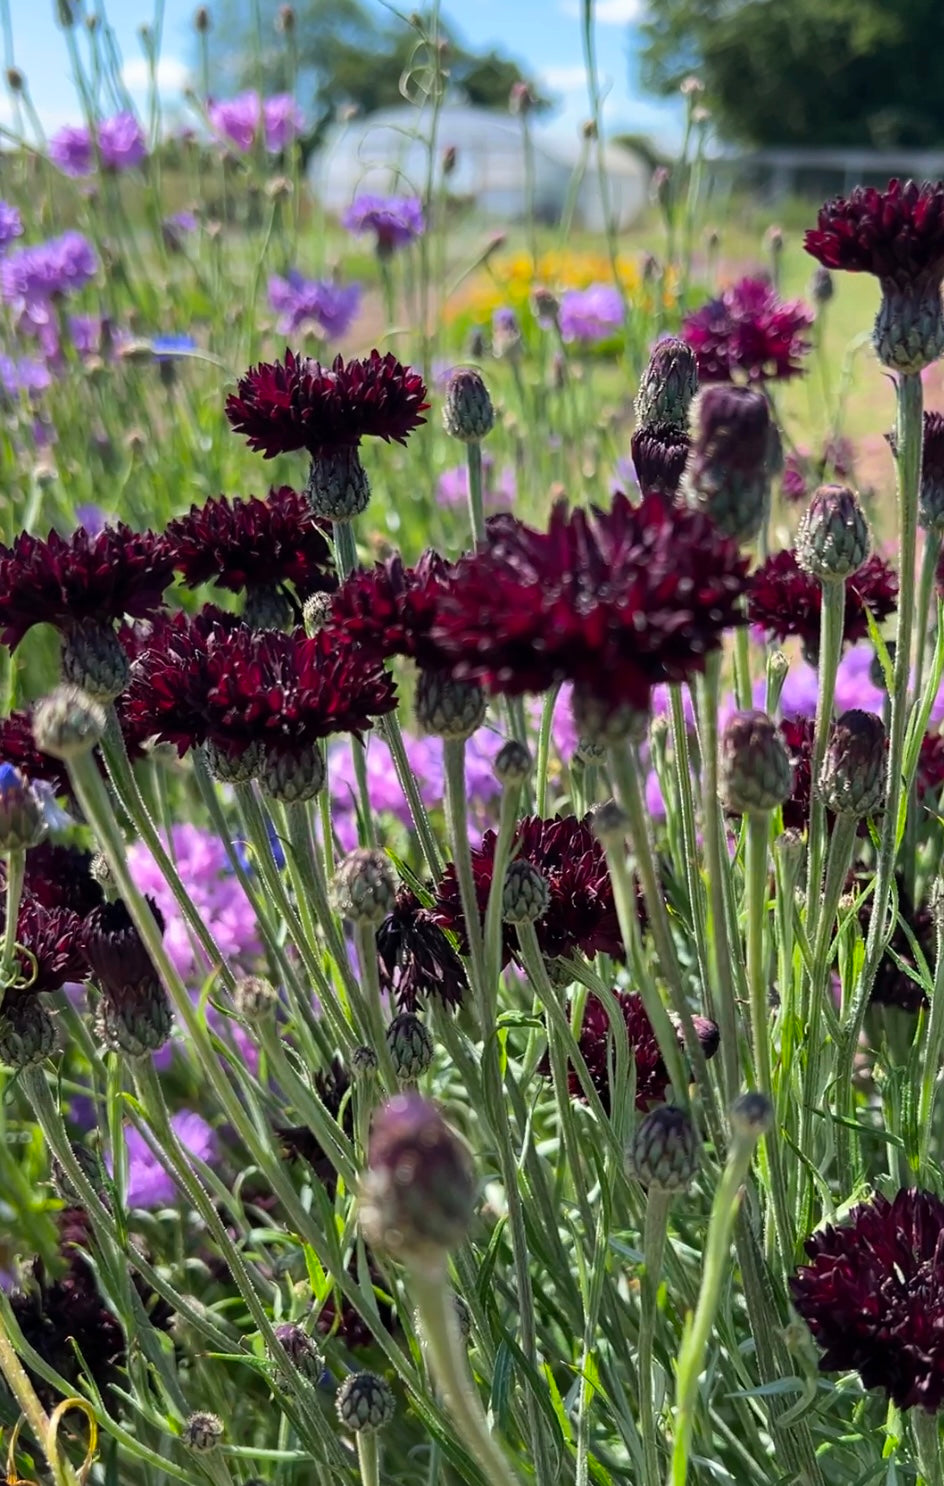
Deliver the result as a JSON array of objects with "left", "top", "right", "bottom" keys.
[
  {"left": 121, "top": 55, "right": 189, "bottom": 95},
  {"left": 540, "top": 64, "right": 591, "bottom": 93},
  {"left": 559, "top": 0, "right": 643, "bottom": 22}
]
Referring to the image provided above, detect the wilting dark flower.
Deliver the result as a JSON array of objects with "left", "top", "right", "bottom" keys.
[
  {"left": 0, "top": 524, "right": 173, "bottom": 650},
  {"left": 21, "top": 842, "right": 104, "bottom": 916},
  {"left": 682, "top": 275, "right": 813, "bottom": 383},
  {"left": 225, "top": 349, "right": 429, "bottom": 460},
  {"left": 749, "top": 549, "right": 898, "bottom": 657},
  {"left": 375, "top": 886, "right": 467, "bottom": 1012},
  {"left": 790, "top": 1187, "right": 944, "bottom": 1411},
  {"left": 0, "top": 710, "right": 73, "bottom": 797},
  {"left": 329, "top": 551, "right": 453, "bottom": 668},
  {"left": 1, "top": 893, "right": 87, "bottom": 995},
  {"left": 165, "top": 487, "right": 335, "bottom": 601},
  {"left": 629, "top": 423, "right": 690, "bottom": 501},
  {"left": 434, "top": 814, "right": 624, "bottom": 968},
  {"left": 430, "top": 494, "right": 750, "bottom": 718},
  {"left": 83, "top": 897, "right": 163, "bottom": 995}
]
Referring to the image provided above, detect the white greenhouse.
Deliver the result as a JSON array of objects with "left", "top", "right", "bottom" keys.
[{"left": 312, "top": 104, "right": 649, "bottom": 231}]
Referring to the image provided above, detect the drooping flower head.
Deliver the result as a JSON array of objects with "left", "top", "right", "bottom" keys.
[
  {"left": 434, "top": 813, "right": 624, "bottom": 969},
  {"left": 682, "top": 275, "right": 813, "bottom": 383},
  {"left": 749, "top": 549, "right": 898, "bottom": 660},
  {"left": 329, "top": 551, "right": 452, "bottom": 668},
  {"left": 430, "top": 494, "right": 751, "bottom": 728},
  {"left": 375, "top": 886, "right": 468, "bottom": 1013},
  {"left": 558, "top": 284, "right": 624, "bottom": 345},
  {"left": 805, "top": 179, "right": 944, "bottom": 371},
  {"left": 790, "top": 1188, "right": 944, "bottom": 1411},
  {"left": 342, "top": 194, "right": 425, "bottom": 255},
  {"left": 268, "top": 272, "right": 361, "bottom": 340},
  {"left": 555, "top": 991, "right": 719, "bottom": 1112}
]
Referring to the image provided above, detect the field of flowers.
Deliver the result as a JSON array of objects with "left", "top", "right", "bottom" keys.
[{"left": 4, "top": 21, "right": 944, "bottom": 1486}]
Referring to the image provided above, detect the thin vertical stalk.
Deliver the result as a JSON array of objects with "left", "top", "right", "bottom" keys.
[
  {"left": 442, "top": 739, "right": 486, "bottom": 997},
  {"left": 805, "top": 580, "right": 846, "bottom": 914},
  {"left": 0, "top": 845, "right": 24, "bottom": 987},
  {"left": 914, "top": 1408, "right": 944, "bottom": 1486},
  {"left": 466, "top": 439, "right": 486, "bottom": 549},
  {"left": 381, "top": 714, "right": 442, "bottom": 877},
  {"left": 668, "top": 687, "right": 712, "bottom": 1001},
  {"left": 638, "top": 1188, "right": 672, "bottom": 1486},
  {"left": 697, "top": 655, "right": 742, "bottom": 1105}
]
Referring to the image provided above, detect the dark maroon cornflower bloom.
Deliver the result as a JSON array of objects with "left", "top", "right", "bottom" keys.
[
  {"left": 749, "top": 549, "right": 898, "bottom": 658},
  {"left": 120, "top": 608, "right": 253, "bottom": 756},
  {"left": 858, "top": 874, "right": 932, "bottom": 1014},
  {"left": 1, "top": 893, "right": 87, "bottom": 996},
  {"left": 0, "top": 524, "right": 173, "bottom": 650},
  {"left": 779, "top": 716, "right": 815, "bottom": 833},
  {"left": 781, "top": 450, "right": 810, "bottom": 504},
  {"left": 434, "top": 814, "right": 624, "bottom": 969},
  {"left": 629, "top": 423, "right": 690, "bottom": 501},
  {"left": 790, "top": 1187, "right": 944, "bottom": 1411},
  {"left": 431, "top": 494, "right": 751, "bottom": 717},
  {"left": 83, "top": 897, "right": 164, "bottom": 995},
  {"left": 225, "top": 348, "right": 429, "bottom": 460},
  {"left": 375, "top": 886, "right": 467, "bottom": 1012},
  {"left": 21, "top": 842, "right": 104, "bottom": 917},
  {"left": 329, "top": 551, "right": 453, "bottom": 669},
  {"left": 165, "top": 486, "right": 335, "bottom": 599},
  {"left": 682, "top": 276, "right": 813, "bottom": 383},
  {"left": 804, "top": 179, "right": 944, "bottom": 290},
  {"left": 919, "top": 730, "right": 944, "bottom": 799},
  {"left": 0, "top": 709, "right": 73, "bottom": 797}
]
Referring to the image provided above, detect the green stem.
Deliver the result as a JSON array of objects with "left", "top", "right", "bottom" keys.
[
  {"left": 837, "top": 370, "right": 923, "bottom": 1184},
  {"left": 353, "top": 921, "right": 398, "bottom": 1091},
  {"left": 914, "top": 1408, "right": 944, "bottom": 1486},
  {"left": 466, "top": 438, "right": 486, "bottom": 549},
  {"left": 535, "top": 683, "right": 560, "bottom": 819},
  {"left": 914, "top": 531, "right": 941, "bottom": 710},
  {"left": 356, "top": 1431, "right": 380, "bottom": 1486},
  {"left": 381, "top": 713, "right": 442, "bottom": 878},
  {"left": 0, "top": 845, "right": 25, "bottom": 989},
  {"left": 639, "top": 1188, "right": 672, "bottom": 1486},
  {"left": 443, "top": 739, "right": 486, "bottom": 998},
  {"left": 805, "top": 580, "right": 846, "bottom": 914},
  {"left": 733, "top": 626, "right": 752, "bottom": 711},
  {"left": 668, "top": 687, "right": 712, "bottom": 1007},
  {"left": 408, "top": 1265, "right": 522, "bottom": 1486},
  {"left": 698, "top": 656, "right": 743, "bottom": 1105},
  {"left": 918, "top": 897, "right": 944, "bottom": 1178}
]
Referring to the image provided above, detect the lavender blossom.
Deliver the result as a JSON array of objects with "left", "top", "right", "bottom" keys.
[
  {"left": 262, "top": 94, "right": 304, "bottom": 151},
  {"left": 1, "top": 232, "right": 97, "bottom": 323},
  {"left": 342, "top": 194, "right": 425, "bottom": 254},
  {"left": 559, "top": 284, "right": 623, "bottom": 345},
  {"left": 267, "top": 271, "right": 361, "bottom": 339},
  {"left": 0, "top": 355, "right": 51, "bottom": 400}
]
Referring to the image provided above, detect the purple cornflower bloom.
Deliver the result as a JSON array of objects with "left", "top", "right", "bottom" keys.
[
  {"left": 342, "top": 194, "right": 425, "bottom": 254},
  {"left": 208, "top": 91, "right": 303, "bottom": 153},
  {"left": 114, "top": 1110, "right": 217, "bottom": 1208},
  {"left": 436, "top": 456, "right": 515, "bottom": 511},
  {"left": 0, "top": 202, "right": 23, "bottom": 252},
  {"left": 263, "top": 93, "right": 304, "bottom": 151},
  {"left": 49, "top": 123, "right": 93, "bottom": 177},
  {"left": 0, "top": 355, "right": 51, "bottom": 399},
  {"left": 98, "top": 111, "right": 147, "bottom": 171},
  {"left": 1, "top": 232, "right": 97, "bottom": 331},
  {"left": 559, "top": 284, "right": 624, "bottom": 344},
  {"left": 267, "top": 271, "right": 361, "bottom": 339}
]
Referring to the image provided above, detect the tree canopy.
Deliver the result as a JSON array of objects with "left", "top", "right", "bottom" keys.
[
  {"left": 640, "top": 0, "right": 944, "bottom": 149},
  {"left": 204, "top": 0, "right": 547, "bottom": 150}
]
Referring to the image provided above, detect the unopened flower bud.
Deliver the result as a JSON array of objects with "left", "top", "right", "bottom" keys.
[
  {"left": 502, "top": 860, "right": 550, "bottom": 924},
  {"left": 233, "top": 974, "right": 278, "bottom": 1019},
  {"left": 773, "top": 828, "right": 805, "bottom": 878},
  {"left": 6, "top": 67, "right": 23, "bottom": 92},
  {"left": 509, "top": 81, "right": 534, "bottom": 116},
  {"left": 683, "top": 386, "right": 772, "bottom": 544},
  {"left": 442, "top": 367, "right": 495, "bottom": 442},
  {"left": 817, "top": 709, "right": 886, "bottom": 818},
  {"left": 0, "top": 764, "right": 45, "bottom": 850},
  {"left": 193, "top": 6, "right": 211, "bottom": 31},
  {"left": 302, "top": 591, "right": 334, "bottom": 634},
  {"left": 306, "top": 446, "right": 370, "bottom": 522},
  {"left": 359, "top": 1092, "right": 476, "bottom": 1267},
  {"left": 532, "top": 287, "right": 559, "bottom": 326},
  {"left": 32, "top": 685, "right": 105, "bottom": 760},
  {"left": 258, "top": 742, "right": 324, "bottom": 802},
  {"left": 874, "top": 281, "right": 944, "bottom": 374},
  {"left": 720, "top": 710, "right": 792, "bottom": 815},
  {"left": 352, "top": 1044, "right": 379, "bottom": 1078},
  {"left": 97, "top": 981, "right": 173, "bottom": 1057},
  {"left": 634, "top": 336, "right": 698, "bottom": 433},
  {"left": 795, "top": 484, "right": 869, "bottom": 583},
  {"left": 386, "top": 1012, "right": 433, "bottom": 1081},
  {"left": 730, "top": 1091, "right": 773, "bottom": 1139},
  {"left": 629, "top": 423, "right": 690, "bottom": 501},
  {"left": 766, "top": 649, "right": 790, "bottom": 712},
  {"left": 571, "top": 685, "right": 648, "bottom": 746},
  {"left": 494, "top": 739, "right": 532, "bottom": 787},
  {"left": 810, "top": 266, "right": 834, "bottom": 306},
  {"left": 592, "top": 800, "right": 628, "bottom": 845},
  {"left": 442, "top": 144, "right": 457, "bottom": 175},
  {"left": 335, "top": 1372, "right": 395, "bottom": 1433},
  {"left": 331, "top": 848, "right": 396, "bottom": 925},
  {"left": 273, "top": 1322, "right": 321, "bottom": 1379},
  {"left": 627, "top": 1104, "right": 698, "bottom": 1192},
  {"left": 183, "top": 1412, "right": 223, "bottom": 1451},
  {"left": 276, "top": 4, "right": 295, "bottom": 31},
  {"left": 415, "top": 670, "right": 486, "bottom": 740},
  {"left": 0, "top": 997, "right": 57, "bottom": 1069}
]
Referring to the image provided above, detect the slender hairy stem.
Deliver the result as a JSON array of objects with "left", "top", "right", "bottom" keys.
[
  {"left": 805, "top": 580, "right": 845, "bottom": 913},
  {"left": 381, "top": 714, "right": 442, "bottom": 877},
  {"left": 356, "top": 1432, "right": 380, "bottom": 1486},
  {"left": 442, "top": 739, "right": 486, "bottom": 998},
  {"left": 639, "top": 1187, "right": 672, "bottom": 1486},
  {"left": 353, "top": 921, "right": 398, "bottom": 1091},
  {"left": 0, "top": 1306, "right": 58, "bottom": 1477},
  {"left": 668, "top": 686, "right": 712, "bottom": 1005},
  {"left": 466, "top": 438, "right": 486, "bottom": 549},
  {"left": 918, "top": 891, "right": 944, "bottom": 1177},
  {"left": 914, "top": 1408, "right": 944, "bottom": 1486},
  {"left": 697, "top": 656, "right": 742, "bottom": 1105},
  {"left": 0, "top": 845, "right": 25, "bottom": 988}
]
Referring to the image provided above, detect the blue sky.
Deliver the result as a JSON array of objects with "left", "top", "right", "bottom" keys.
[{"left": 1, "top": 0, "right": 682, "bottom": 147}]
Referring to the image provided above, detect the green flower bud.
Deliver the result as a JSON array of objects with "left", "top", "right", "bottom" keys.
[
  {"left": 0, "top": 764, "right": 46, "bottom": 851},
  {"left": 627, "top": 1105, "right": 698, "bottom": 1192},
  {"left": 795, "top": 484, "right": 870, "bottom": 583},
  {"left": 874, "top": 282, "right": 944, "bottom": 375},
  {"left": 0, "top": 997, "right": 57, "bottom": 1069},
  {"left": 32, "top": 685, "right": 105, "bottom": 760},
  {"left": 501, "top": 860, "right": 550, "bottom": 924},
  {"left": 494, "top": 739, "right": 532, "bottom": 787},
  {"left": 634, "top": 336, "right": 698, "bottom": 432},
  {"left": 273, "top": 1322, "right": 322, "bottom": 1380},
  {"left": 233, "top": 974, "right": 279, "bottom": 1020},
  {"left": 302, "top": 591, "right": 333, "bottom": 635},
  {"left": 352, "top": 1044, "right": 379, "bottom": 1078},
  {"left": 442, "top": 367, "right": 495, "bottom": 442},
  {"left": 203, "top": 739, "right": 261, "bottom": 785},
  {"left": 258, "top": 742, "right": 325, "bottom": 803},
  {"left": 415, "top": 670, "right": 486, "bottom": 740},
  {"left": 571, "top": 685, "right": 649, "bottom": 746},
  {"left": 335, "top": 1372, "right": 395, "bottom": 1434},
  {"left": 183, "top": 1412, "right": 224, "bottom": 1452},
  {"left": 730, "top": 1091, "right": 773, "bottom": 1139},
  {"left": 306, "top": 446, "right": 370, "bottom": 522},
  {"left": 331, "top": 848, "right": 396, "bottom": 926},
  {"left": 683, "top": 385, "right": 771, "bottom": 545},
  {"left": 720, "top": 710, "right": 792, "bottom": 816},
  {"left": 386, "top": 1011, "right": 434, "bottom": 1081},
  {"left": 97, "top": 979, "right": 173, "bottom": 1057},
  {"left": 61, "top": 620, "right": 130, "bottom": 702},
  {"left": 817, "top": 708, "right": 886, "bottom": 818}
]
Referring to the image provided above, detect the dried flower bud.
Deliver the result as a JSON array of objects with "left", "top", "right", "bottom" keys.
[
  {"left": 335, "top": 1372, "right": 395, "bottom": 1434},
  {"left": 359, "top": 1092, "right": 476, "bottom": 1268},
  {"left": 32, "top": 685, "right": 105, "bottom": 760},
  {"left": 494, "top": 739, "right": 532, "bottom": 786},
  {"left": 634, "top": 336, "right": 698, "bottom": 433},
  {"left": 386, "top": 1012, "right": 434, "bottom": 1081},
  {"left": 0, "top": 998, "right": 57, "bottom": 1069},
  {"left": 233, "top": 974, "right": 278, "bottom": 1020},
  {"left": 273, "top": 1322, "right": 321, "bottom": 1379},
  {"left": 720, "top": 710, "right": 792, "bottom": 815},
  {"left": 306, "top": 446, "right": 370, "bottom": 523},
  {"left": 442, "top": 367, "right": 495, "bottom": 442},
  {"left": 502, "top": 860, "right": 550, "bottom": 924},
  {"left": 796, "top": 484, "right": 870, "bottom": 583},
  {"left": 730, "top": 1091, "right": 773, "bottom": 1139},
  {"left": 258, "top": 742, "right": 325, "bottom": 803},
  {"left": 193, "top": 6, "right": 211, "bottom": 31},
  {"left": 302, "top": 591, "right": 333, "bottom": 635},
  {"left": 183, "top": 1412, "right": 223, "bottom": 1451},
  {"left": 415, "top": 670, "right": 486, "bottom": 740},
  {"left": 817, "top": 709, "right": 886, "bottom": 818},
  {"left": 331, "top": 848, "right": 396, "bottom": 926},
  {"left": 0, "top": 764, "right": 45, "bottom": 851},
  {"left": 627, "top": 1104, "right": 698, "bottom": 1192},
  {"left": 683, "top": 386, "right": 772, "bottom": 544}
]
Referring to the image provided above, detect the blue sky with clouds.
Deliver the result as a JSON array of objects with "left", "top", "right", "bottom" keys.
[{"left": 2, "top": 0, "right": 682, "bottom": 147}]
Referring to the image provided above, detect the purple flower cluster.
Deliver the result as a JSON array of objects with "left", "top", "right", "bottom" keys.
[
  {"left": 342, "top": 194, "right": 425, "bottom": 254},
  {"left": 208, "top": 92, "right": 303, "bottom": 153},
  {"left": 49, "top": 112, "right": 147, "bottom": 176},
  {"left": 1, "top": 231, "right": 97, "bottom": 351},
  {"left": 268, "top": 271, "right": 361, "bottom": 339},
  {"left": 112, "top": 1110, "right": 218, "bottom": 1208},
  {"left": 683, "top": 275, "right": 813, "bottom": 382},
  {"left": 559, "top": 284, "right": 624, "bottom": 345}
]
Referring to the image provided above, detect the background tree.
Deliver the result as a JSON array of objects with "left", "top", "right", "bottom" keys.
[
  {"left": 204, "top": 0, "right": 548, "bottom": 155},
  {"left": 640, "top": 0, "right": 944, "bottom": 148}
]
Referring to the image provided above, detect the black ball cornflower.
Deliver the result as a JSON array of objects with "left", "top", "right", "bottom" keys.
[
  {"left": 0, "top": 523, "right": 173, "bottom": 651},
  {"left": 2, "top": 892, "right": 88, "bottom": 994},
  {"left": 225, "top": 348, "right": 429, "bottom": 460},
  {"left": 629, "top": 423, "right": 690, "bottom": 502},
  {"left": 165, "top": 485, "right": 335, "bottom": 610},
  {"left": 433, "top": 813, "right": 625, "bottom": 969},
  {"left": 375, "top": 886, "right": 468, "bottom": 1012},
  {"left": 790, "top": 1188, "right": 944, "bottom": 1411},
  {"left": 749, "top": 549, "right": 898, "bottom": 657},
  {"left": 83, "top": 897, "right": 172, "bottom": 1056},
  {"left": 328, "top": 550, "right": 453, "bottom": 668},
  {"left": 430, "top": 494, "right": 751, "bottom": 719}
]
